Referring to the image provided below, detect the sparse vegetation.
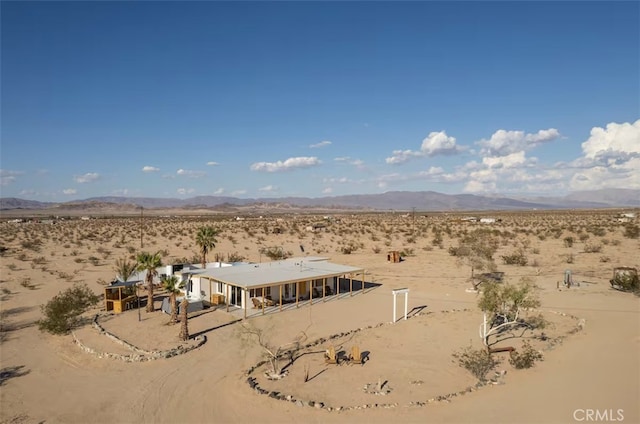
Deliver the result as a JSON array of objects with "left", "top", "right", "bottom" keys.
[
  {"left": 508, "top": 341, "right": 543, "bottom": 369},
  {"left": 38, "top": 283, "right": 99, "bottom": 335},
  {"left": 453, "top": 345, "right": 500, "bottom": 381}
]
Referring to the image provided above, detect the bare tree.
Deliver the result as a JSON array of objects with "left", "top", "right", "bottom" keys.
[{"left": 239, "top": 321, "right": 308, "bottom": 378}]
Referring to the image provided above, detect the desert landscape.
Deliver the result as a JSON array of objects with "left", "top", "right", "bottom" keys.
[{"left": 1, "top": 208, "right": 639, "bottom": 424}]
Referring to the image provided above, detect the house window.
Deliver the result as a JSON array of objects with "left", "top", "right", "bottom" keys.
[{"left": 249, "top": 288, "right": 271, "bottom": 298}]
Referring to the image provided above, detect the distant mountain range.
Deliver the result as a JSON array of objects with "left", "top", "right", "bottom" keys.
[{"left": 1, "top": 189, "right": 638, "bottom": 213}]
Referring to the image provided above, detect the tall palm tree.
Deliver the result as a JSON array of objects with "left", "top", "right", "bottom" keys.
[
  {"left": 179, "top": 295, "right": 189, "bottom": 341},
  {"left": 114, "top": 257, "right": 137, "bottom": 282},
  {"left": 161, "top": 275, "right": 183, "bottom": 324},
  {"left": 136, "top": 251, "right": 162, "bottom": 313},
  {"left": 195, "top": 226, "right": 219, "bottom": 268}
]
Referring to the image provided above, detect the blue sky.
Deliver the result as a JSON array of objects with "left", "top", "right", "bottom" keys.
[{"left": 2, "top": 1, "right": 639, "bottom": 201}]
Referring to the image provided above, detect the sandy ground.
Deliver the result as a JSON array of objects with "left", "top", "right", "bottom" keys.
[{"left": 0, "top": 211, "right": 638, "bottom": 424}]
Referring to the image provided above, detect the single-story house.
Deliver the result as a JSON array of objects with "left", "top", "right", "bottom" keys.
[{"left": 180, "top": 256, "right": 366, "bottom": 318}]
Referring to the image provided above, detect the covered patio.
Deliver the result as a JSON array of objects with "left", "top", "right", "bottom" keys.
[{"left": 192, "top": 257, "right": 367, "bottom": 319}]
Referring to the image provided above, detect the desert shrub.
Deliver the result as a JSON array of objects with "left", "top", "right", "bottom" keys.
[
  {"left": 565, "top": 254, "right": 574, "bottom": 264},
  {"left": 372, "top": 246, "right": 381, "bottom": 254},
  {"left": 623, "top": 224, "right": 639, "bottom": 239},
  {"left": 20, "top": 278, "right": 34, "bottom": 289},
  {"left": 563, "top": 236, "right": 574, "bottom": 248},
  {"left": 20, "top": 239, "right": 41, "bottom": 251},
  {"left": 453, "top": 346, "right": 500, "bottom": 381},
  {"left": 509, "top": 341, "right": 543, "bottom": 369},
  {"left": 0, "top": 246, "right": 8, "bottom": 256},
  {"left": 501, "top": 250, "right": 528, "bottom": 266},
  {"left": 339, "top": 240, "right": 361, "bottom": 255},
  {"left": 583, "top": 243, "right": 602, "bottom": 253},
  {"left": 227, "top": 252, "right": 245, "bottom": 262},
  {"left": 88, "top": 256, "right": 100, "bottom": 266},
  {"left": 6, "top": 263, "right": 17, "bottom": 271},
  {"left": 611, "top": 239, "right": 621, "bottom": 246},
  {"left": 400, "top": 247, "right": 415, "bottom": 257},
  {"left": 38, "top": 283, "right": 99, "bottom": 335},
  {"left": 260, "top": 246, "right": 290, "bottom": 261},
  {"left": 578, "top": 233, "right": 590, "bottom": 242}
]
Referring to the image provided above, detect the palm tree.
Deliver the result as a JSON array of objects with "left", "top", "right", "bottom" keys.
[
  {"left": 195, "top": 226, "right": 219, "bottom": 268},
  {"left": 161, "top": 275, "right": 183, "bottom": 324},
  {"left": 114, "top": 257, "right": 137, "bottom": 282},
  {"left": 178, "top": 295, "right": 189, "bottom": 341},
  {"left": 136, "top": 251, "right": 162, "bottom": 313}
]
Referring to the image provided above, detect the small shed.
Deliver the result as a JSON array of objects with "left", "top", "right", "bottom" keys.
[
  {"left": 104, "top": 280, "right": 139, "bottom": 314},
  {"left": 387, "top": 251, "right": 401, "bottom": 263}
]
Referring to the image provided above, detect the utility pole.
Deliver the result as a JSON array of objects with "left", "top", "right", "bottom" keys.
[
  {"left": 140, "top": 206, "right": 144, "bottom": 249},
  {"left": 412, "top": 207, "right": 416, "bottom": 238}
]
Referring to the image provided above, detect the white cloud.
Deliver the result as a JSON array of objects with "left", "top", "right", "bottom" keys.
[
  {"left": 177, "top": 169, "right": 206, "bottom": 178},
  {"left": 568, "top": 119, "right": 640, "bottom": 190},
  {"left": 334, "top": 157, "right": 364, "bottom": 168},
  {"left": 482, "top": 151, "right": 528, "bottom": 169},
  {"left": 258, "top": 185, "right": 278, "bottom": 192},
  {"left": 322, "top": 187, "right": 333, "bottom": 194},
  {"left": 213, "top": 188, "right": 225, "bottom": 195},
  {"left": 323, "top": 177, "right": 351, "bottom": 184},
  {"left": 112, "top": 189, "right": 130, "bottom": 195},
  {"left": 142, "top": 166, "right": 160, "bottom": 173},
  {"left": 386, "top": 131, "right": 462, "bottom": 165},
  {"left": 1, "top": 170, "right": 24, "bottom": 186},
  {"left": 581, "top": 119, "right": 640, "bottom": 159},
  {"left": 74, "top": 172, "right": 100, "bottom": 183},
  {"left": 63, "top": 188, "right": 77, "bottom": 195},
  {"left": 177, "top": 188, "right": 196, "bottom": 195},
  {"left": 477, "top": 128, "right": 560, "bottom": 157},
  {"left": 250, "top": 156, "right": 321, "bottom": 172},
  {"left": 19, "top": 189, "right": 37, "bottom": 196},
  {"left": 206, "top": 161, "right": 219, "bottom": 166},
  {"left": 231, "top": 189, "right": 247, "bottom": 196},
  {"left": 309, "top": 140, "right": 332, "bottom": 148}
]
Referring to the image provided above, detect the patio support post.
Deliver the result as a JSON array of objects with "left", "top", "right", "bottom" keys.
[
  {"left": 279, "top": 285, "right": 282, "bottom": 312},
  {"left": 322, "top": 277, "right": 326, "bottom": 302},
  {"left": 226, "top": 284, "right": 230, "bottom": 312},
  {"left": 350, "top": 276, "right": 353, "bottom": 297},
  {"left": 244, "top": 289, "right": 247, "bottom": 319},
  {"left": 309, "top": 280, "right": 313, "bottom": 306},
  {"left": 362, "top": 271, "right": 365, "bottom": 294},
  {"left": 261, "top": 287, "right": 265, "bottom": 315},
  {"left": 296, "top": 282, "right": 299, "bottom": 308}
]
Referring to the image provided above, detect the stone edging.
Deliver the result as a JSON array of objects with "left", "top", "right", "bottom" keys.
[
  {"left": 244, "top": 308, "right": 585, "bottom": 412},
  {"left": 71, "top": 314, "right": 206, "bottom": 362}
]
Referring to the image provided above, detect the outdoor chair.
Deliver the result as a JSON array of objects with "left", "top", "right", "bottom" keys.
[
  {"left": 263, "top": 297, "right": 276, "bottom": 307},
  {"left": 325, "top": 346, "right": 338, "bottom": 365},
  {"left": 324, "top": 285, "right": 334, "bottom": 295},
  {"left": 251, "top": 298, "right": 263, "bottom": 309},
  {"left": 348, "top": 345, "right": 363, "bottom": 365}
]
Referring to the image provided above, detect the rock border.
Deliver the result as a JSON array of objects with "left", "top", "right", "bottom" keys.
[
  {"left": 71, "top": 314, "right": 206, "bottom": 362},
  {"left": 244, "top": 308, "right": 585, "bottom": 412}
]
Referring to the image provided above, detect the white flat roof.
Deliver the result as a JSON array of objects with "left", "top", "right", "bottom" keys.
[{"left": 188, "top": 257, "right": 365, "bottom": 289}]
